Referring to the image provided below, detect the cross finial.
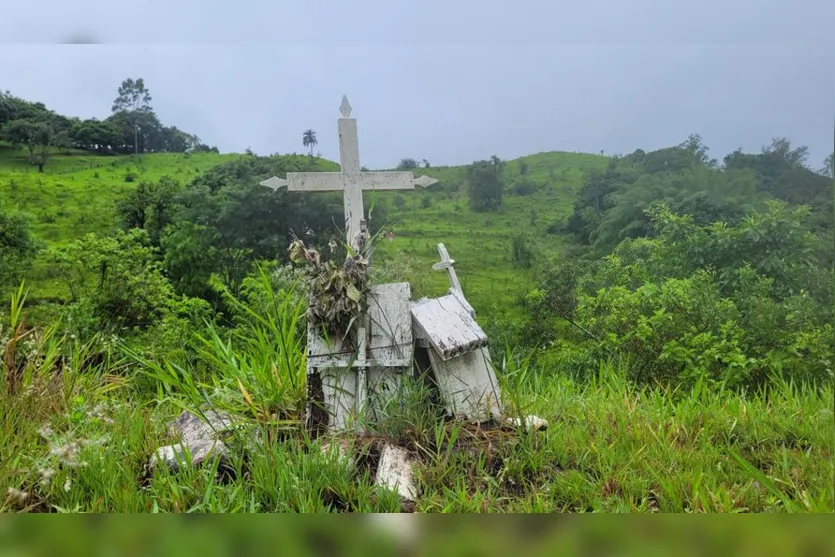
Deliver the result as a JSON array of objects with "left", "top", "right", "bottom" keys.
[{"left": 339, "top": 95, "right": 352, "bottom": 118}]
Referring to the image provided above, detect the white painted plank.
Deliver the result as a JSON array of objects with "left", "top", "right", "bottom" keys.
[
  {"left": 432, "top": 243, "right": 475, "bottom": 318},
  {"left": 368, "top": 282, "right": 413, "bottom": 365},
  {"left": 411, "top": 295, "right": 488, "bottom": 361},
  {"left": 320, "top": 367, "right": 359, "bottom": 431},
  {"left": 426, "top": 345, "right": 503, "bottom": 422},
  {"left": 282, "top": 171, "right": 435, "bottom": 192},
  {"left": 307, "top": 282, "right": 413, "bottom": 432},
  {"left": 285, "top": 172, "right": 345, "bottom": 191},
  {"left": 375, "top": 444, "right": 417, "bottom": 501},
  {"left": 308, "top": 283, "right": 413, "bottom": 369},
  {"left": 307, "top": 323, "right": 349, "bottom": 369},
  {"left": 366, "top": 366, "right": 406, "bottom": 419}
]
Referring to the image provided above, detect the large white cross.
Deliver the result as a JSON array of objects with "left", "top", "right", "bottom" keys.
[{"left": 260, "top": 95, "right": 438, "bottom": 249}]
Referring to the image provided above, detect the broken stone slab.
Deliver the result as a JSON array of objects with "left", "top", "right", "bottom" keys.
[
  {"left": 167, "top": 409, "right": 236, "bottom": 444},
  {"left": 149, "top": 439, "right": 232, "bottom": 473},
  {"left": 504, "top": 415, "right": 548, "bottom": 432},
  {"left": 375, "top": 444, "right": 417, "bottom": 502}
]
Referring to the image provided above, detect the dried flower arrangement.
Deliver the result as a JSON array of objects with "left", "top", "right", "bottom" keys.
[{"left": 288, "top": 231, "right": 372, "bottom": 345}]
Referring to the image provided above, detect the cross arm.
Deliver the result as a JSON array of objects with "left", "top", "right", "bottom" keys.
[
  {"left": 261, "top": 173, "right": 344, "bottom": 192},
  {"left": 358, "top": 172, "right": 438, "bottom": 190},
  {"left": 260, "top": 171, "right": 439, "bottom": 192}
]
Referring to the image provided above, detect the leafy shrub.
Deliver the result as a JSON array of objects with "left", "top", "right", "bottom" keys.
[
  {"left": 0, "top": 205, "right": 40, "bottom": 294},
  {"left": 511, "top": 235, "right": 534, "bottom": 269},
  {"left": 529, "top": 202, "right": 834, "bottom": 389},
  {"left": 45, "top": 229, "right": 183, "bottom": 338},
  {"left": 510, "top": 180, "right": 538, "bottom": 196}
]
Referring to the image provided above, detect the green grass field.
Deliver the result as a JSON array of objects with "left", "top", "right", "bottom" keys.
[{"left": 368, "top": 152, "right": 607, "bottom": 316}]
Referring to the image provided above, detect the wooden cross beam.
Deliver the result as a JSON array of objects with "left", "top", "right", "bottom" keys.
[
  {"left": 260, "top": 95, "right": 438, "bottom": 250},
  {"left": 432, "top": 243, "right": 476, "bottom": 318}
]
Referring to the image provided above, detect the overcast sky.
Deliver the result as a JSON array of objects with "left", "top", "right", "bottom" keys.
[{"left": 1, "top": 1, "right": 833, "bottom": 169}]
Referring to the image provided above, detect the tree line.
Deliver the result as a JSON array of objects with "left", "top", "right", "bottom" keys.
[
  {"left": 519, "top": 134, "right": 834, "bottom": 391},
  {"left": 0, "top": 78, "right": 217, "bottom": 171}
]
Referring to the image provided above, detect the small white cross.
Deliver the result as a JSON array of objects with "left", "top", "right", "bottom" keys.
[{"left": 433, "top": 243, "right": 476, "bottom": 318}]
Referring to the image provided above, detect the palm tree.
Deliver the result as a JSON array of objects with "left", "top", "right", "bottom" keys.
[
  {"left": 489, "top": 155, "right": 505, "bottom": 209},
  {"left": 302, "top": 129, "right": 317, "bottom": 157},
  {"left": 489, "top": 155, "right": 504, "bottom": 175}
]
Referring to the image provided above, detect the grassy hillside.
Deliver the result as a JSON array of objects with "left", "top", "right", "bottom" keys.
[
  {"left": 0, "top": 143, "right": 606, "bottom": 309},
  {"left": 0, "top": 144, "right": 242, "bottom": 298},
  {"left": 372, "top": 152, "right": 608, "bottom": 315}
]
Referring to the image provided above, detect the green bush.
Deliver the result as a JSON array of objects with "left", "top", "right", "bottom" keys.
[
  {"left": 529, "top": 202, "right": 834, "bottom": 389},
  {"left": 45, "top": 229, "right": 183, "bottom": 338},
  {"left": 511, "top": 234, "right": 534, "bottom": 269},
  {"left": 0, "top": 204, "right": 41, "bottom": 293}
]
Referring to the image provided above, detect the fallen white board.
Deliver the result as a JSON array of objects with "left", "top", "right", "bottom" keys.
[
  {"left": 410, "top": 295, "right": 489, "bottom": 361},
  {"left": 424, "top": 345, "right": 503, "bottom": 422}
]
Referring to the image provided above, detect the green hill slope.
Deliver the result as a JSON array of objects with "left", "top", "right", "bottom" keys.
[
  {"left": 0, "top": 145, "right": 242, "bottom": 298},
  {"left": 0, "top": 144, "right": 607, "bottom": 309},
  {"left": 373, "top": 152, "right": 607, "bottom": 315}
]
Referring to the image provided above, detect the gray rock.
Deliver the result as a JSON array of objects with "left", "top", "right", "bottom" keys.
[
  {"left": 149, "top": 439, "right": 231, "bottom": 473},
  {"left": 167, "top": 410, "right": 236, "bottom": 444},
  {"left": 147, "top": 409, "right": 241, "bottom": 477}
]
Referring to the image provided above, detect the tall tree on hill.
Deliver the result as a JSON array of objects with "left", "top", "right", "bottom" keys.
[
  {"left": 762, "top": 137, "right": 808, "bottom": 167},
  {"left": 678, "top": 133, "right": 715, "bottom": 167},
  {"left": 2, "top": 119, "right": 58, "bottom": 172},
  {"left": 490, "top": 155, "right": 505, "bottom": 207},
  {"left": 112, "top": 78, "right": 153, "bottom": 155},
  {"left": 820, "top": 152, "right": 834, "bottom": 178},
  {"left": 396, "top": 158, "right": 418, "bottom": 170},
  {"left": 467, "top": 159, "right": 505, "bottom": 212},
  {"left": 490, "top": 155, "right": 504, "bottom": 175},
  {"left": 302, "top": 129, "right": 317, "bottom": 157}
]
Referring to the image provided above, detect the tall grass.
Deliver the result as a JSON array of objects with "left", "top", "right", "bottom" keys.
[{"left": 1, "top": 284, "right": 832, "bottom": 513}]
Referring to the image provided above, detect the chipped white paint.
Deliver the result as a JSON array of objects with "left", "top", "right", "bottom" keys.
[
  {"left": 411, "top": 295, "right": 502, "bottom": 421},
  {"left": 375, "top": 444, "right": 417, "bottom": 501},
  {"left": 411, "top": 295, "right": 488, "bottom": 361},
  {"left": 413, "top": 246, "right": 503, "bottom": 422},
  {"left": 309, "top": 283, "right": 413, "bottom": 431},
  {"left": 423, "top": 345, "right": 503, "bottom": 422},
  {"left": 259, "top": 96, "right": 439, "bottom": 250},
  {"left": 368, "top": 283, "right": 413, "bottom": 365}
]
